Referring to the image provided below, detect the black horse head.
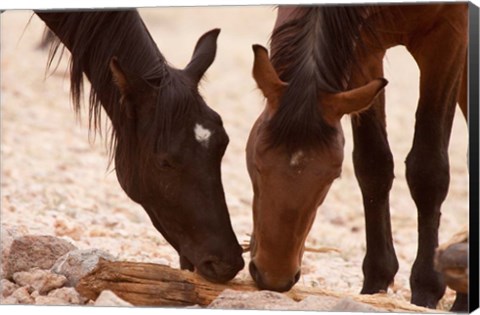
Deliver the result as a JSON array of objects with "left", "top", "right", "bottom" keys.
[{"left": 36, "top": 10, "right": 244, "bottom": 283}]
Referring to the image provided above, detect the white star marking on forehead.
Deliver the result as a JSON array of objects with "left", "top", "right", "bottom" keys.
[
  {"left": 194, "top": 123, "right": 212, "bottom": 147},
  {"left": 290, "top": 150, "right": 304, "bottom": 167}
]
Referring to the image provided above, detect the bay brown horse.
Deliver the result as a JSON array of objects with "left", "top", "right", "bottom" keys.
[
  {"left": 247, "top": 3, "right": 467, "bottom": 310},
  {"left": 35, "top": 10, "right": 244, "bottom": 283}
]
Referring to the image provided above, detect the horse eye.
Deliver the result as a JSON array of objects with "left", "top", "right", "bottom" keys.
[{"left": 157, "top": 158, "right": 174, "bottom": 170}]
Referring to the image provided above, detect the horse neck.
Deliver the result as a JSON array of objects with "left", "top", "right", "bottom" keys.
[{"left": 35, "top": 10, "right": 166, "bottom": 128}]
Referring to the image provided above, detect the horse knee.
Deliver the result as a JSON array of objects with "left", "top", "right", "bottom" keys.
[
  {"left": 405, "top": 149, "right": 450, "bottom": 207},
  {"left": 353, "top": 148, "right": 394, "bottom": 197}
]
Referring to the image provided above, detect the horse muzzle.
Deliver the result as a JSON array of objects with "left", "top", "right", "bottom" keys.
[
  {"left": 249, "top": 260, "right": 301, "bottom": 292},
  {"left": 196, "top": 254, "right": 245, "bottom": 283},
  {"left": 193, "top": 247, "right": 245, "bottom": 283}
]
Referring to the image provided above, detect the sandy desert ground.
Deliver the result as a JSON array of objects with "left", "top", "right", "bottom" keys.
[{"left": 1, "top": 7, "right": 469, "bottom": 310}]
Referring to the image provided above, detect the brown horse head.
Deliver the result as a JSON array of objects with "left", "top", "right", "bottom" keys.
[{"left": 247, "top": 45, "right": 386, "bottom": 291}]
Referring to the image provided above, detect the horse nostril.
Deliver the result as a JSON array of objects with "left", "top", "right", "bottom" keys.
[
  {"left": 200, "top": 257, "right": 223, "bottom": 278},
  {"left": 198, "top": 256, "right": 243, "bottom": 283},
  {"left": 202, "top": 259, "right": 216, "bottom": 274}
]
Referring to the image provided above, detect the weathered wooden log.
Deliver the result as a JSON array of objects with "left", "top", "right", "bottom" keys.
[
  {"left": 435, "top": 229, "right": 469, "bottom": 294},
  {"left": 76, "top": 258, "right": 433, "bottom": 312}
]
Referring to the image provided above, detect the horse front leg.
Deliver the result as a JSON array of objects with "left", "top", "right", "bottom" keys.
[
  {"left": 406, "top": 14, "right": 467, "bottom": 308},
  {"left": 352, "top": 101, "right": 399, "bottom": 295},
  {"left": 350, "top": 53, "right": 399, "bottom": 295}
]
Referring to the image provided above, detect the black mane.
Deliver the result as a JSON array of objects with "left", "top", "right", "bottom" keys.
[
  {"left": 267, "top": 5, "right": 382, "bottom": 153},
  {"left": 35, "top": 10, "right": 199, "bottom": 159}
]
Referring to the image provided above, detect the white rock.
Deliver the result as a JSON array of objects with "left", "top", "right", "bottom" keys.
[
  {"left": 208, "top": 289, "right": 296, "bottom": 310},
  {"left": 330, "top": 297, "right": 380, "bottom": 312},
  {"left": 297, "top": 295, "right": 341, "bottom": 311},
  {"left": 48, "top": 287, "right": 87, "bottom": 305},
  {"left": 35, "top": 295, "right": 70, "bottom": 306},
  {"left": 0, "top": 295, "right": 19, "bottom": 305},
  {"left": 0, "top": 278, "right": 19, "bottom": 297},
  {"left": 208, "top": 289, "right": 380, "bottom": 312},
  {"left": 12, "top": 268, "right": 67, "bottom": 294},
  {"left": 51, "top": 248, "right": 115, "bottom": 287},
  {"left": 10, "top": 286, "right": 34, "bottom": 304},
  {"left": 94, "top": 290, "right": 133, "bottom": 307}
]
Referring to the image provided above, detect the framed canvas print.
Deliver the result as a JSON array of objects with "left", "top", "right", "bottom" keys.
[{"left": 1, "top": 0, "right": 478, "bottom": 313}]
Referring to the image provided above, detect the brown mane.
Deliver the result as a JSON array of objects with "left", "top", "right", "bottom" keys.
[{"left": 266, "top": 5, "right": 385, "bottom": 153}]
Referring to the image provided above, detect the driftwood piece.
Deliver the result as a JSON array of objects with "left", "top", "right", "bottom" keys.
[{"left": 76, "top": 258, "right": 433, "bottom": 312}]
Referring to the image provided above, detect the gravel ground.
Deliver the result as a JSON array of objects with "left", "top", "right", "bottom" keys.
[{"left": 1, "top": 7, "right": 469, "bottom": 310}]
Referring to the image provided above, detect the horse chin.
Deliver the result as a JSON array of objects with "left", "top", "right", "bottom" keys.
[
  {"left": 145, "top": 207, "right": 244, "bottom": 283},
  {"left": 195, "top": 262, "right": 241, "bottom": 284}
]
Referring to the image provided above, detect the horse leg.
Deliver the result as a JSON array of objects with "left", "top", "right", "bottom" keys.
[
  {"left": 406, "top": 19, "right": 467, "bottom": 308},
  {"left": 350, "top": 54, "right": 399, "bottom": 295},
  {"left": 451, "top": 293, "right": 468, "bottom": 312}
]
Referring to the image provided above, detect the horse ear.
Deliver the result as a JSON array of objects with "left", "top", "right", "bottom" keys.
[
  {"left": 323, "top": 78, "right": 388, "bottom": 119},
  {"left": 184, "top": 28, "right": 220, "bottom": 85},
  {"left": 252, "top": 44, "right": 287, "bottom": 114},
  {"left": 110, "top": 57, "right": 130, "bottom": 96}
]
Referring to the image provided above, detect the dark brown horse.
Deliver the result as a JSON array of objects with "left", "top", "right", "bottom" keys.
[
  {"left": 247, "top": 3, "right": 467, "bottom": 310},
  {"left": 35, "top": 10, "right": 244, "bottom": 283}
]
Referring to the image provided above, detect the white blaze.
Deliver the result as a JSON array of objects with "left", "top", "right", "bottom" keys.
[{"left": 194, "top": 123, "right": 212, "bottom": 147}]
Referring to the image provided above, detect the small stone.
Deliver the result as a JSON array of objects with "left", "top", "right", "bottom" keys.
[
  {"left": 10, "top": 286, "right": 34, "bottom": 304},
  {"left": 48, "top": 287, "right": 87, "bottom": 305},
  {"left": 51, "top": 248, "right": 115, "bottom": 287},
  {"left": 94, "top": 290, "right": 132, "bottom": 307},
  {"left": 297, "top": 295, "right": 341, "bottom": 311},
  {"left": 0, "top": 295, "right": 18, "bottom": 305},
  {"left": 330, "top": 297, "right": 380, "bottom": 312},
  {"left": 1, "top": 224, "right": 29, "bottom": 278},
  {"left": 54, "top": 218, "right": 84, "bottom": 241},
  {"left": 35, "top": 295, "right": 70, "bottom": 306},
  {"left": 0, "top": 279, "right": 19, "bottom": 297},
  {"left": 13, "top": 268, "right": 67, "bottom": 294},
  {"left": 208, "top": 289, "right": 296, "bottom": 309},
  {"left": 3, "top": 235, "right": 77, "bottom": 279},
  {"left": 185, "top": 304, "right": 202, "bottom": 308}
]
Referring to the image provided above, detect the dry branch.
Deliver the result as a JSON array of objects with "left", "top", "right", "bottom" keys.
[
  {"left": 241, "top": 242, "right": 341, "bottom": 254},
  {"left": 76, "top": 258, "right": 433, "bottom": 312}
]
